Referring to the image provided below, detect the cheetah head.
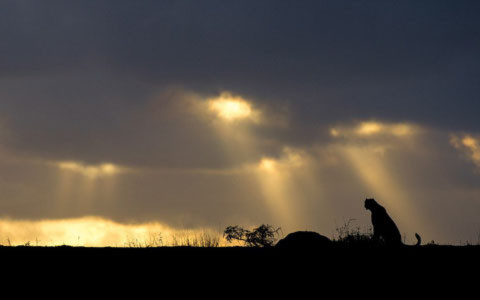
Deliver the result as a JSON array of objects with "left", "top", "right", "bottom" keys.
[{"left": 364, "top": 198, "right": 378, "bottom": 211}]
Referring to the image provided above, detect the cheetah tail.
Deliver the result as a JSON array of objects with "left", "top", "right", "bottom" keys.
[{"left": 414, "top": 233, "right": 421, "bottom": 246}]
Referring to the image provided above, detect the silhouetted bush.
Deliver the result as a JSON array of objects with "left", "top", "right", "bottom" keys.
[
  {"left": 224, "top": 224, "right": 281, "bottom": 247},
  {"left": 334, "top": 219, "right": 374, "bottom": 246}
]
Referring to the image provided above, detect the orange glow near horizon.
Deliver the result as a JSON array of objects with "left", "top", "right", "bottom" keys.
[{"left": 0, "top": 216, "right": 225, "bottom": 247}]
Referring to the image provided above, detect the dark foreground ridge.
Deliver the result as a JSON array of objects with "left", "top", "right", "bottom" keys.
[
  {"left": 3, "top": 244, "right": 479, "bottom": 290},
  {"left": 3, "top": 244, "right": 478, "bottom": 271}
]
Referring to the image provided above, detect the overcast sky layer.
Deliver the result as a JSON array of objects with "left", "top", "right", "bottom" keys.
[{"left": 0, "top": 1, "right": 479, "bottom": 245}]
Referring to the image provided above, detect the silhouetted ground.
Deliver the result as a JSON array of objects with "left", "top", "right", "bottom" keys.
[
  {"left": 2, "top": 243, "right": 479, "bottom": 271},
  {"left": 3, "top": 244, "right": 478, "bottom": 293}
]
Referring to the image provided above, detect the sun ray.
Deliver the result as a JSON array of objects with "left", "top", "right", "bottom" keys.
[
  {"left": 195, "top": 92, "right": 329, "bottom": 232},
  {"left": 254, "top": 149, "right": 326, "bottom": 231},
  {"left": 54, "top": 161, "right": 122, "bottom": 210},
  {"left": 342, "top": 146, "right": 432, "bottom": 242}
]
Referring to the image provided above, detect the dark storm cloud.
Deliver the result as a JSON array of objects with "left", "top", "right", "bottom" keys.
[
  {"left": 0, "top": 74, "right": 285, "bottom": 169},
  {"left": 1, "top": 0, "right": 480, "bottom": 131}
]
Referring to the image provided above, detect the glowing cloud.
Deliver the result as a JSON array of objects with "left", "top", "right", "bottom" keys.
[
  {"left": 330, "top": 121, "right": 417, "bottom": 139},
  {"left": 356, "top": 121, "right": 383, "bottom": 136},
  {"left": 207, "top": 92, "right": 259, "bottom": 122},
  {"left": 258, "top": 158, "right": 277, "bottom": 172},
  {"left": 450, "top": 134, "right": 480, "bottom": 170},
  {"left": 57, "top": 161, "right": 121, "bottom": 178}
]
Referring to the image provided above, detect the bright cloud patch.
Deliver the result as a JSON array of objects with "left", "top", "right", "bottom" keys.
[
  {"left": 57, "top": 161, "right": 122, "bottom": 178},
  {"left": 207, "top": 92, "right": 260, "bottom": 122},
  {"left": 330, "top": 121, "right": 417, "bottom": 139},
  {"left": 450, "top": 134, "right": 480, "bottom": 170}
]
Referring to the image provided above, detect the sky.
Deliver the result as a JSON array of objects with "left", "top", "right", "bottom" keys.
[{"left": 0, "top": 0, "right": 479, "bottom": 246}]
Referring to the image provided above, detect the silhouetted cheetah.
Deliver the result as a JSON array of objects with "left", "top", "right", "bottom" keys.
[{"left": 365, "top": 198, "right": 421, "bottom": 246}]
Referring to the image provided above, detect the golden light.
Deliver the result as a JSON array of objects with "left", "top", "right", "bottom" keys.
[
  {"left": 259, "top": 158, "right": 277, "bottom": 172},
  {"left": 451, "top": 134, "right": 480, "bottom": 169},
  {"left": 356, "top": 121, "right": 383, "bottom": 136},
  {"left": 207, "top": 92, "right": 255, "bottom": 122},
  {"left": 256, "top": 156, "right": 293, "bottom": 228},
  {"left": 341, "top": 145, "right": 432, "bottom": 242},
  {"left": 327, "top": 120, "right": 432, "bottom": 241},
  {"left": 53, "top": 161, "right": 122, "bottom": 210},
  {"left": 462, "top": 136, "right": 478, "bottom": 149},
  {"left": 330, "top": 128, "right": 340, "bottom": 137},
  {"left": 253, "top": 148, "right": 322, "bottom": 230},
  {"left": 391, "top": 124, "right": 414, "bottom": 136},
  {"left": 57, "top": 161, "right": 120, "bottom": 178},
  {"left": 0, "top": 216, "right": 225, "bottom": 247},
  {"left": 330, "top": 121, "right": 417, "bottom": 138},
  {"left": 202, "top": 91, "right": 321, "bottom": 231}
]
